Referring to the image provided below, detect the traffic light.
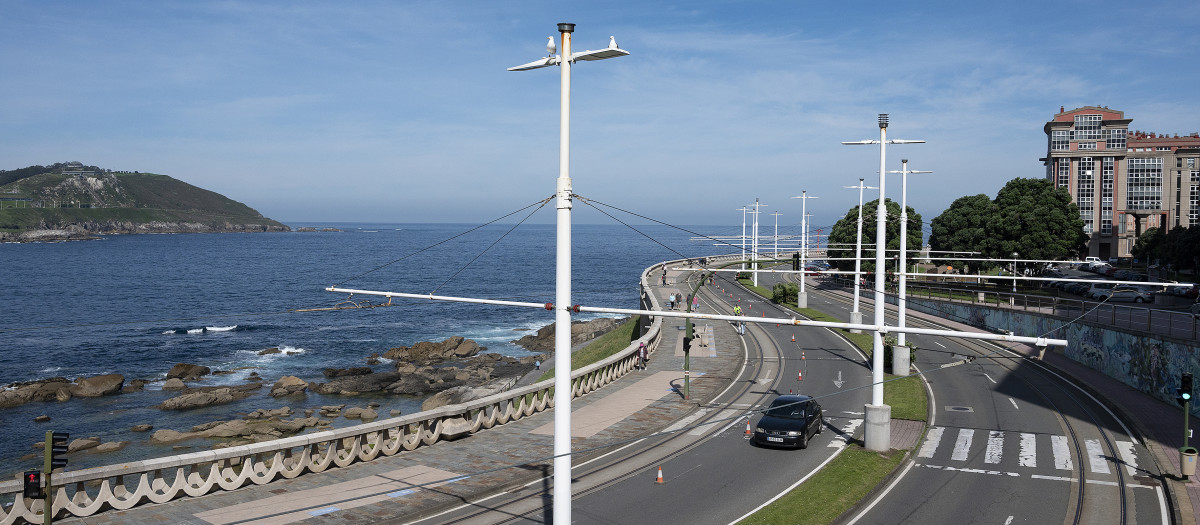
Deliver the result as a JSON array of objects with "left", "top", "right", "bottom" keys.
[
  {"left": 792, "top": 253, "right": 800, "bottom": 271},
  {"left": 23, "top": 470, "right": 43, "bottom": 499},
  {"left": 1179, "top": 373, "right": 1194, "bottom": 407},
  {"left": 45, "top": 431, "right": 69, "bottom": 470}
]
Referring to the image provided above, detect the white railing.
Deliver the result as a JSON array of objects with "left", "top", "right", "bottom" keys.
[{"left": 0, "top": 262, "right": 678, "bottom": 524}]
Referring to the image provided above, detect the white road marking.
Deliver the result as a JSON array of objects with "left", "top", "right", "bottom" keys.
[
  {"left": 934, "top": 341, "right": 946, "bottom": 348},
  {"left": 1086, "top": 439, "right": 1110, "bottom": 474},
  {"left": 1052, "top": 435, "right": 1073, "bottom": 470},
  {"left": 918, "top": 426, "right": 943, "bottom": 458},
  {"left": 828, "top": 419, "right": 864, "bottom": 447},
  {"left": 1005, "top": 516, "right": 1014, "bottom": 525},
  {"left": 1019, "top": 433, "right": 1037, "bottom": 468},
  {"left": 952, "top": 428, "right": 974, "bottom": 461},
  {"left": 921, "top": 464, "right": 1019, "bottom": 477},
  {"left": 1009, "top": 397, "right": 1019, "bottom": 409},
  {"left": 985, "top": 431, "right": 1004, "bottom": 464},
  {"left": 1033, "top": 474, "right": 1076, "bottom": 482},
  {"left": 984, "top": 373, "right": 997, "bottom": 384},
  {"left": 1117, "top": 440, "right": 1139, "bottom": 476}
]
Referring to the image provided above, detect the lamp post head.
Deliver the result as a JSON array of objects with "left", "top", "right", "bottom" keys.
[
  {"left": 902, "top": 158, "right": 908, "bottom": 164},
  {"left": 558, "top": 23, "right": 575, "bottom": 33},
  {"left": 879, "top": 114, "right": 889, "bottom": 129}
]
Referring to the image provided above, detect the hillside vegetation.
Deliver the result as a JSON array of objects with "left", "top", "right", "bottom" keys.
[{"left": 0, "top": 162, "right": 288, "bottom": 240}]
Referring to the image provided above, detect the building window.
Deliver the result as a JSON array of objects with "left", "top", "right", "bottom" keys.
[
  {"left": 1106, "top": 129, "right": 1126, "bottom": 150},
  {"left": 1077, "top": 157, "right": 1095, "bottom": 233},
  {"left": 1101, "top": 157, "right": 1114, "bottom": 235},
  {"left": 1051, "top": 130, "right": 1069, "bottom": 151},
  {"left": 1127, "top": 157, "right": 1163, "bottom": 210},
  {"left": 1157, "top": 146, "right": 1172, "bottom": 151},
  {"left": 1079, "top": 142, "right": 1097, "bottom": 150},
  {"left": 1057, "top": 159, "right": 1070, "bottom": 189},
  {"left": 1189, "top": 158, "right": 1196, "bottom": 168},
  {"left": 1073, "top": 114, "right": 1102, "bottom": 140},
  {"left": 1191, "top": 170, "right": 1199, "bottom": 227}
]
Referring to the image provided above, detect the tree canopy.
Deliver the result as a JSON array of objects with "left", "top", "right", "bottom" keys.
[
  {"left": 928, "top": 177, "right": 1086, "bottom": 270},
  {"left": 826, "top": 198, "right": 922, "bottom": 273}
]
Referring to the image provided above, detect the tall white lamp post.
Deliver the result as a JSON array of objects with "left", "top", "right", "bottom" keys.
[
  {"left": 508, "top": 24, "right": 628, "bottom": 523},
  {"left": 737, "top": 206, "right": 750, "bottom": 271},
  {"left": 1012, "top": 252, "right": 1019, "bottom": 293},
  {"left": 751, "top": 200, "right": 767, "bottom": 287},
  {"left": 791, "top": 191, "right": 818, "bottom": 308},
  {"left": 842, "top": 114, "right": 923, "bottom": 451},
  {"left": 844, "top": 179, "right": 877, "bottom": 333},
  {"left": 885, "top": 159, "right": 931, "bottom": 370},
  {"left": 771, "top": 211, "right": 782, "bottom": 258}
]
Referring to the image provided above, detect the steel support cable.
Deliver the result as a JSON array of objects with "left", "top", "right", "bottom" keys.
[
  {"left": 428, "top": 198, "right": 551, "bottom": 295},
  {"left": 329, "top": 196, "right": 553, "bottom": 289}
]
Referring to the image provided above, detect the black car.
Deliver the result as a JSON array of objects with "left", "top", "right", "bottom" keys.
[{"left": 752, "top": 394, "right": 824, "bottom": 448}]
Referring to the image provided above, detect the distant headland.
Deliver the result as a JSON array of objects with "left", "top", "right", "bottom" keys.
[{"left": 0, "top": 161, "right": 289, "bottom": 242}]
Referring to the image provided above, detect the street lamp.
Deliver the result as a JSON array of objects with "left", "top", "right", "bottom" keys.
[
  {"left": 509, "top": 24, "right": 628, "bottom": 524},
  {"left": 737, "top": 206, "right": 750, "bottom": 271},
  {"left": 750, "top": 200, "right": 768, "bottom": 287},
  {"left": 842, "top": 113, "right": 924, "bottom": 452},
  {"left": 791, "top": 191, "right": 818, "bottom": 308},
  {"left": 885, "top": 159, "right": 931, "bottom": 359},
  {"left": 844, "top": 179, "right": 877, "bottom": 333},
  {"left": 771, "top": 211, "right": 782, "bottom": 258}
]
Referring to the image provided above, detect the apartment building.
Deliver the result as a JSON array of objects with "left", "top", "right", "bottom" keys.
[{"left": 1042, "top": 106, "right": 1200, "bottom": 259}]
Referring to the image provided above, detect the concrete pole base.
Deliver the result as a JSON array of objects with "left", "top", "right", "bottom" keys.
[
  {"left": 864, "top": 404, "right": 891, "bottom": 451},
  {"left": 892, "top": 347, "right": 910, "bottom": 377},
  {"left": 850, "top": 311, "right": 863, "bottom": 334},
  {"left": 797, "top": 292, "right": 808, "bottom": 309}
]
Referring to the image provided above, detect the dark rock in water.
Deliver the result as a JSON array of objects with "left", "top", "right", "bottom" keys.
[
  {"left": 512, "top": 317, "right": 628, "bottom": 352},
  {"left": 258, "top": 348, "right": 281, "bottom": 355},
  {"left": 155, "top": 383, "right": 261, "bottom": 410},
  {"left": 381, "top": 336, "right": 484, "bottom": 364},
  {"left": 122, "top": 379, "right": 148, "bottom": 393},
  {"left": 269, "top": 376, "right": 308, "bottom": 398},
  {"left": 166, "top": 363, "right": 211, "bottom": 381},
  {"left": 34, "top": 415, "right": 50, "bottom": 422},
  {"left": 311, "top": 372, "right": 406, "bottom": 395},
  {"left": 0, "top": 378, "right": 73, "bottom": 408},
  {"left": 366, "top": 357, "right": 380, "bottom": 365},
  {"left": 71, "top": 374, "right": 125, "bottom": 397},
  {"left": 131, "top": 424, "right": 153, "bottom": 432},
  {"left": 68, "top": 437, "right": 101, "bottom": 453},
  {"left": 94, "top": 441, "right": 129, "bottom": 453},
  {"left": 161, "top": 378, "right": 186, "bottom": 390},
  {"left": 323, "top": 367, "right": 373, "bottom": 378}
]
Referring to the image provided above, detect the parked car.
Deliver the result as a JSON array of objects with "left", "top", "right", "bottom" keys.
[
  {"left": 1105, "top": 286, "right": 1154, "bottom": 303},
  {"left": 752, "top": 394, "right": 824, "bottom": 449},
  {"left": 1087, "top": 282, "right": 1116, "bottom": 299}
]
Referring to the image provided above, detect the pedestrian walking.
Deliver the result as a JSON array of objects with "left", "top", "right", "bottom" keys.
[
  {"left": 637, "top": 342, "right": 648, "bottom": 370},
  {"left": 535, "top": 360, "right": 541, "bottom": 371},
  {"left": 693, "top": 295, "right": 699, "bottom": 311},
  {"left": 668, "top": 294, "right": 675, "bottom": 309},
  {"left": 662, "top": 271, "right": 667, "bottom": 286}
]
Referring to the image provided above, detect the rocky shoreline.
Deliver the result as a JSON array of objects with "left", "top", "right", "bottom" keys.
[
  {"left": 4, "top": 317, "right": 626, "bottom": 466},
  {"left": 0, "top": 221, "right": 291, "bottom": 243}
]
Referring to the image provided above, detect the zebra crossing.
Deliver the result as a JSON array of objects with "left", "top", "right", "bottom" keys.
[{"left": 917, "top": 426, "right": 1141, "bottom": 477}]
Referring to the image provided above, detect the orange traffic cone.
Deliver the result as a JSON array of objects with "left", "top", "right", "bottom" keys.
[
  {"left": 655, "top": 466, "right": 665, "bottom": 484},
  {"left": 745, "top": 419, "right": 752, "bottom": 437},
  {"left": 797, "top": 369, "right": 803, "bottom": 381},
  {"left": 791, "top": 334, "right": 795, "bottom": 342}
]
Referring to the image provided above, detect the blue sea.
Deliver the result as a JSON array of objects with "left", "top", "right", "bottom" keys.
[{"left": 0, "top": 223, "right": 722, "bottom": 473}]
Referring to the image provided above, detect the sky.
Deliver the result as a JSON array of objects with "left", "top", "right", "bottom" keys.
[{"left": 2, "top": 0, "right": 1198, "bottom": 237}]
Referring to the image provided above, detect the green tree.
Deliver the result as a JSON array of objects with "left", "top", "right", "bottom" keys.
[
  {"left": 1131, "top": 226, "right": 1164, "bottom": 263},
  {"left": 827, "top": 198, "right": 922, "bottom": 273},
  {"left": 985, "top": 178, "right": 1086, "bottom": 262},
  {"left": 928, "top": 194, "right": 996, "bottom": 273}
]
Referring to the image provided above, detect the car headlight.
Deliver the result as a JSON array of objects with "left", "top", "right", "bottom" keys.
[
  {"left": 787, "top": 431, "right": 800, "bottom": 436},
  {"left": 755, "top": 427, "right": 765, "bottom": 433}
]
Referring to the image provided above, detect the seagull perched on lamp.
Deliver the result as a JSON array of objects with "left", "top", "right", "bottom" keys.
[{"left": 546, "top": 36, "right": 556, "bottom": 57}]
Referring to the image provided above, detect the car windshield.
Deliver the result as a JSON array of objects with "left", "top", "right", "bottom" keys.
[{"left": 766, "top": 400, "right": 807, "bottom": 419}]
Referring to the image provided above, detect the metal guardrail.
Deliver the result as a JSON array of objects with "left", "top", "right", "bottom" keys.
[
  {"left": 893, "top": 281, "right": 1200, "bottom": 342},
  {"left": 0, "top": 262, "right": 679, "bottom": 524}
]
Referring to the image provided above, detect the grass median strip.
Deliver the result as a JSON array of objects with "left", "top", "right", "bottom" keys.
[
  {"left": 735, "top": 276, "right": 928, "bottom": 523},
  {"left": 536, "top": 315, "right": 641, "bottom": 383}
]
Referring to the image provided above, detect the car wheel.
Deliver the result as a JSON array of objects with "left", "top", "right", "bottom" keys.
[
  {"left": 1134, "top": 297, "right": 1144, "bottom": 303},
  {"left": 816, "top": 418, "right": 824, "bottom": 434},
  {"left": 798, "top": 432, "right": 808, "bottom": 449}
]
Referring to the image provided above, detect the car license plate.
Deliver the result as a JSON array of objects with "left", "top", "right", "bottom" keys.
[{"left": 767, "top": 437, "right": 783, "bottom": 442}]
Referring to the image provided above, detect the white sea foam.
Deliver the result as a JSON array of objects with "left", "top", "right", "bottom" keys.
[
  {"left": 206, "top": 325, "right": 238, "bottom": 332},
  {"left": 186, "top": 328, "right": 205, "bottom": 335}
]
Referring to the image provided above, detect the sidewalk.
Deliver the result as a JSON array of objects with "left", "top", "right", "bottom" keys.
[
  {"left": 61, "top": 267, "right": 746, "bottom": 525},
  {"left": 848, "top": 284, "right": 1197, "bottom": 525}
]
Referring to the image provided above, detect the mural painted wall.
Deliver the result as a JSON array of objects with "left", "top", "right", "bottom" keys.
[{"left": 900, "top": 296, "right": 1200, "bottom": 415}]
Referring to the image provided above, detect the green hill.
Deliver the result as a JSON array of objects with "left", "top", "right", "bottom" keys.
[{"left": 0, "top": 162, "right": 289, "bottom": 240}]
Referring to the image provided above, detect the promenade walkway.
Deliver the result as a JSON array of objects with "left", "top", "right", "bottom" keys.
[{"left": 60, "top": 265, "right": 746, "bottom": 525}]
